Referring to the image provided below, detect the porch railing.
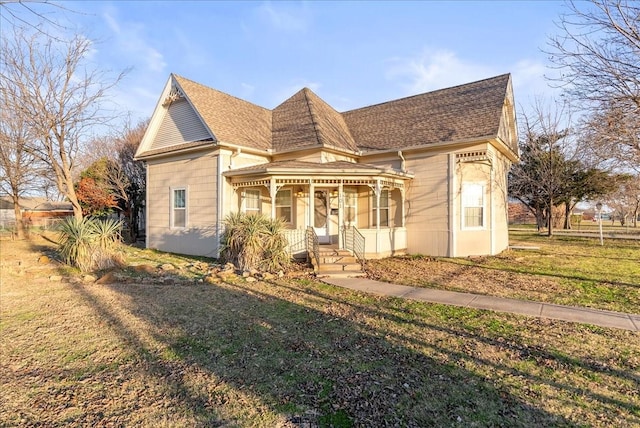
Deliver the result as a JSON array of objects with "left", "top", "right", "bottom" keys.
[
  {"left": 305, "top": 227, "right": 320, "bottom": 272},
  {"left": 282, "top": 229, "right": 307, "bottom": 258},
  {"left": 343, "top": 225, "right": 366, "bottom": 267}
]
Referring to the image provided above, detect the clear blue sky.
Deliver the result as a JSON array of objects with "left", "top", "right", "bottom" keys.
[{"left": 13, "top": 1, "right": 569, "bottom": 123}]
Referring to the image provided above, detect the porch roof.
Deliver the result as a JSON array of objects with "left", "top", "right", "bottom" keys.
[
  {"left": 224, "top": 160, "right": 413, "bottom": 178},
  {"left": 224, "top": 160, "right": 413, "bottom": 189}
]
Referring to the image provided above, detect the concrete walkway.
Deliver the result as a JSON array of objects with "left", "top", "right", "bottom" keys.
[{"left": 322, "top": 277, "right": 640, "bottom": 332}]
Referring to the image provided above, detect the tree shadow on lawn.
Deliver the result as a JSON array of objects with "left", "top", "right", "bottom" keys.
[
  {"left": 276, "top": 282, "right": 640, "bottom": 407},
  {"left": 66, "top": 275, "right": 586, "bottom": 427}
]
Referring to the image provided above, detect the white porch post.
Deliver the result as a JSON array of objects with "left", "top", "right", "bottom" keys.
[
  {"left": 337, "top": 182, "right": 344, "bottom": 248},
  {"left": 400, "top": 187, "right": 406, "bottom": 227},
  {"left": 269, "top": 178, "right": 277, "bottom": 219},
  {"left": 308, "top": 180, "right": 315, "bottom": 229},
  {"left": 375, "top": 180, "right": 381, "bottom": 253}
]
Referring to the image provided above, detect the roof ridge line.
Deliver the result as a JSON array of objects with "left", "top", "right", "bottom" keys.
[{"left": 302, "top": 88, "right": 324, "bottom": 147}]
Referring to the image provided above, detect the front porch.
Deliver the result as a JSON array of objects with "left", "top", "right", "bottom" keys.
[{"left": 224, "top": 160, "right": 413, "bottom": 259}]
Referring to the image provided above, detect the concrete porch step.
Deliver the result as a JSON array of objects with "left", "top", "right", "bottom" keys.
[
  {"left": 317, "top": 262, "right": 362, "bottom": 272},
  {"left": 312, "top": 247, "right": 364, "bottom": 277},
  {"left": 319, "top": 256, "right": 358, "bottom": 264}
]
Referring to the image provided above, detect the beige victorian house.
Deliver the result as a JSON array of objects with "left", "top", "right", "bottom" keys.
[{"left": 134, "top": 74, "right": 518, "bottom": 261}]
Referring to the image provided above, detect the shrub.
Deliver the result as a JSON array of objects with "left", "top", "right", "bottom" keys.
[
  {"left": 221, "top": 212, "right": 290, "bottom": 273},
  {"left": 58, "top": 217, "right": 123, "bottom": 272}
]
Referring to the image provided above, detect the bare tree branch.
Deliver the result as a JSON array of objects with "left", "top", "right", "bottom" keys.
[{"left": 1, "top": 28, "right": 127, "bottom": 219}]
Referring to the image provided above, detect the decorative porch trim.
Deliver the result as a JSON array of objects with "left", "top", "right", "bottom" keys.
[
  {"left": 231, "top": 179, "right": 271, "bottom": 188},
  {"left": 231, "top": 176, "right": 406, "bottom": 189},
  {"left": 456, "top": 150, "right": 492, "bottom": 163}
]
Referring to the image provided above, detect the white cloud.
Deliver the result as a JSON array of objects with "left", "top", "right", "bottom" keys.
[
  {"left": 102, "top": 9, "right": 166, "bottom": 73},
  {"left": 255, "top": 1, "right": 310, "bottom": 32},
  {"left": 386, "top": 47, "right": 560, "bottom": 108},
  {"left": 386, "top": 48, "right": 494, "bottom": 95}
]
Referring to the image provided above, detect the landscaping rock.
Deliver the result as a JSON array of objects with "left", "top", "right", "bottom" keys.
[
  {"left": 160, "top": 263, "right": 175, "bottom": 271},
  {"left": 83, "top": 274, "right": 97, "bottom": 283},
  {"left": 242, "top": 270, "right": 251, "bottom": 278},
  {"left": 133, "top": 264, "right": 156, "bottom": 274},
  {"left": 96, "top": 272, "right": 118, "bottom": 284},
  {"left": 49, "top": 275, "right": 62, "bottom": 282},
  {"left": 262, "top": 272, "right": 275, "bottom": 280},
  {"left": 204, "top": 275, "right": 221, "bottom": 284},
  {"left": 245, "top": 276, "right": 257, "bottom": 283},
  {"left": 38, "top": 255, "right": 50, "bottom": 264}
]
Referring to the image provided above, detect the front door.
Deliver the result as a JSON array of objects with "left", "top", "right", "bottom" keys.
[{"left": 314, "top": 190, "right": 330, "bottom": 243}]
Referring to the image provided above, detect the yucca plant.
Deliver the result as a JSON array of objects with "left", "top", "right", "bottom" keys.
[
  {"left": 260, "top": 217, "right": 290, "bottom": 272},
  {"left": 57, "top": 216, "right": 123, "bottom": 272},
  {"left": 89, "top": 218, "right": 124, "bottom": 270},
  {"left": 58, "top": 217, "right": 96, "bottom": 272},
  {"left": 220, "top": 212, "right": 290, "bottom": 273}
]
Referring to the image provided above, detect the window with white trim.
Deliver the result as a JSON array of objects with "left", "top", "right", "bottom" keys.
[
  {"left": 172, "top": 187, "right": 187, "bottom": 228},
  {"left": 276, "top": 189, "right": 292, "bottom": 223},
  {"left": 344, "top": 189, "right": 357, "bottom": 225},
  {"left": 373, "top": 189, "right": 389, "bottom": 227},
  {"left": 462, "top": 183, "right": 484, "bottom": 228},
  {"left": 244, "top": 189, "right": 261, "bottom": 215}
]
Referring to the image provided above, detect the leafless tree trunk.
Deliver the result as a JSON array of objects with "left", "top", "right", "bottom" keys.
[{"left": 0, "top": 29, "right": 126, "bottom": 220}]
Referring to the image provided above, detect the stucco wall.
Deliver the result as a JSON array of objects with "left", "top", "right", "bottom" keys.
[{"left": 146, "top": 150, "right": 219, "bottom": 257}]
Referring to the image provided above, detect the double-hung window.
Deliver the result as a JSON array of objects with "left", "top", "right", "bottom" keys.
[
  {"left": 276, "top": 189, "right": 292, "bottom": 223},
  {"left": 344, "top": 189, "right": 357, "bottom": 225},
  {"left": 172, "top": 187, "right": 187, "bottom": 228},
  {"left": 244, "top": 189, "right": 261, "bottom": 215},
  {"left": 462, "top": 183, "right": 484, "bottom": 228},
  {"left": 372, "top": 189, "right": 389, "bottom": 227}
]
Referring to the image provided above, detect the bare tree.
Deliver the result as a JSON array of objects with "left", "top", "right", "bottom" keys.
[
  {"left": 1, "top": 29, "right": 126, "bottom": 219},
  {"left": 547, "top": 0, "right": 640, "bottom": 163},
  {"left": 0, "top": 84, "right": 45, "bottom": 238},
  {"left": 579, "top": 105, "right": 640, "bottom": 172},
  {"left": 0, "top": 1, "right": 71, "bottom": 38},
  {"left": 606, "top": 174, "right": 640, "bottom": 227}
]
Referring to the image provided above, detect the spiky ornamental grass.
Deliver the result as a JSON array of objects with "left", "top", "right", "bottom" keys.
[
  {"left": 221, "top": 212, "right": 290, "bottom": 273},
  {"left": 57, "top": 217, "right": 123, "bottom": 272}
]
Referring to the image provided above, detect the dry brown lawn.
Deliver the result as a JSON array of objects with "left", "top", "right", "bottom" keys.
[{"left": 1, "top": 233, "right": 639, "bottom": 427}]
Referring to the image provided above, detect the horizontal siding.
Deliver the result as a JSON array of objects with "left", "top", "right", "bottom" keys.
[
  {"left": 150, "top": 99, "right": 212, "bottom": 151},
  {"left": 146, "top": 151, "right": 219, "bottom": 257}
]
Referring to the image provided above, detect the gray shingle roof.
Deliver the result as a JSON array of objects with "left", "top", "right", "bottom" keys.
[
  {"left": 174, "top": 75, "right": 272, "bottom": 151},
  {"left": 161, "top": 74, "right": 512, "bottom": 155},
  {"left": 342, "top": 74, "right": 511, "bottom": 151},
  {"left": 272, "top": 88, "right": 358, "bottom": 153}
]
